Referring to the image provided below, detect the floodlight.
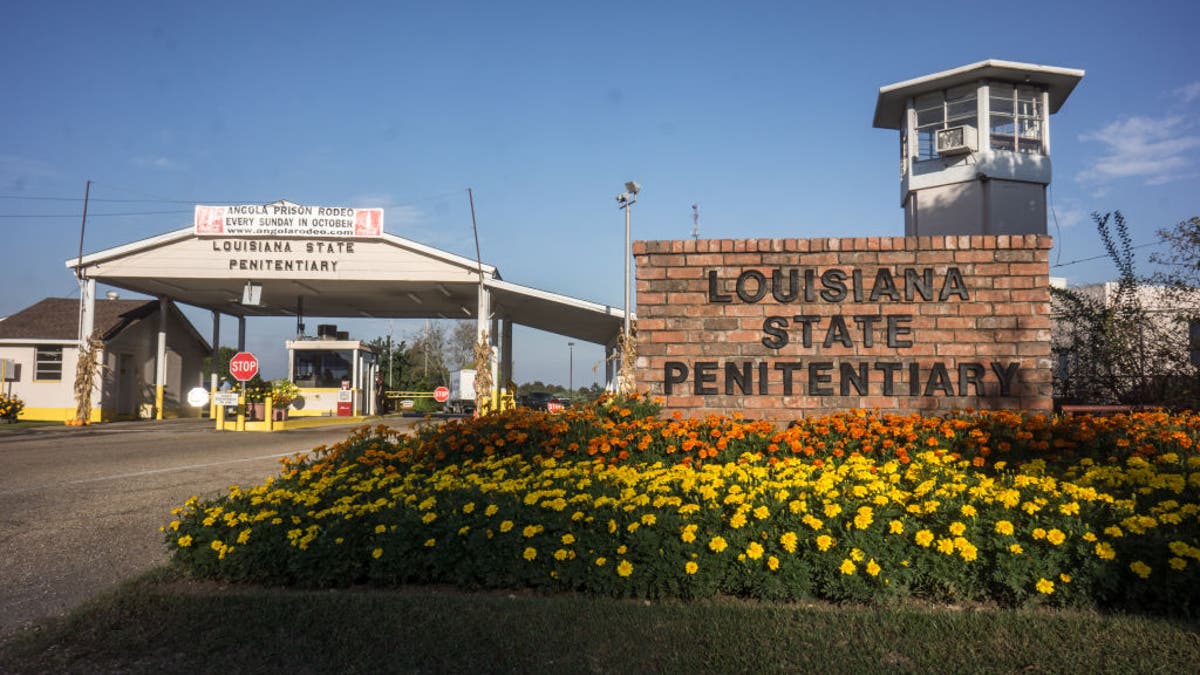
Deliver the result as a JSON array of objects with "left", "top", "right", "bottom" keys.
[{"left": 625, "top": 181, "right": 640, "bottom": 195}]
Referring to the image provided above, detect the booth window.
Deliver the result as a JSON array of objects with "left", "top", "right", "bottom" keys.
[
  {"left": 35, "top": 346, "right": 63, "bottom": 381},
  {"left": 293, "top": 350, "right": 352, "bottom": 388},
  {"left": 990, "top": 84, "right": 1043, "bottom": 154}
]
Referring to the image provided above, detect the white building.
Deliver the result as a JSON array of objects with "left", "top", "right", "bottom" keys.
[{"left": 0, "top": 297, "right": 210, "bottom": 421}]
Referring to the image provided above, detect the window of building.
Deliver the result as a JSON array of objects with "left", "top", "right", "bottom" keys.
[
  {"left": 293, "top": 350, "right": 352, "bottom": 388},
  {"left": 914, "top": 86, "right": 978, "bottom": 161},
  {"left": 35, "top": 346, "right": 63, "bottom": 381},
  {"left": 990, "top": 84, "right": 1043, "bottom": 154}
]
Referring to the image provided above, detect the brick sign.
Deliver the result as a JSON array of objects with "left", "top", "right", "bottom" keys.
[{"left": 632, "top": 235, "right": 1053, "bottom": 418}]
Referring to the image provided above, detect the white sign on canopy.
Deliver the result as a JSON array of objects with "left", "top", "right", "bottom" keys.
[{"left": 195, "top": 200, "right": 383, "bottom": 238}]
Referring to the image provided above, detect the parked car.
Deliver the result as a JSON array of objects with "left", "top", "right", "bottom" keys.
[{"left": 523, "top": 392, "right": 558, "bottom": 411}]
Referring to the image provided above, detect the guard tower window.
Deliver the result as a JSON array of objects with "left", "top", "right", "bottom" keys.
[
  {"left": 914, "top": 86, "right": 977, "bottom": 160},
  {"left": 35, "top": 345, "right": 63, "bottom": 381},
  {"left": 990, "top": 84, "right": 1044, "bottom": 153}
]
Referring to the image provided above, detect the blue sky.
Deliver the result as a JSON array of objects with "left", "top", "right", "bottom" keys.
[{"left": 2, "top": 1, "right": 1198, "bottom": 385}]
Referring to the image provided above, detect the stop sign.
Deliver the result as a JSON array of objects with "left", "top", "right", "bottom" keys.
[
  {"left": 433, "top": 386, "right": 450, "bottom": 403},
  {"left": 229, "top": 352, "right": 259, "bottom": 382}
]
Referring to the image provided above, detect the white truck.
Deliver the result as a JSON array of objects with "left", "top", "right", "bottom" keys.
[{"left": 446, "top": 369, "right": 477, "bottom": 414}]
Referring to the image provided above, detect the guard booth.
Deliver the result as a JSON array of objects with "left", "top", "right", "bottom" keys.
[{"left": 286, "top": 325, "right": 378, "bottom": 417}]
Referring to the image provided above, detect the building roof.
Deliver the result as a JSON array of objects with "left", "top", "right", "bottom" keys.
[
  {"left": 873, "top": 59, "right": 1085, "bottom": 130},
  {"left": 0, "top": 297, "right": 157, "bottom": 341}
]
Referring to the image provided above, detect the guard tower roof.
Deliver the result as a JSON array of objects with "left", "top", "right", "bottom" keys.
[{"left": 873, "top": 59, "right": 1085, "bottom": 129}]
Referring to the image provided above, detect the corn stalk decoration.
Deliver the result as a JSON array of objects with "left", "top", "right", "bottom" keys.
[
  {"left": 72, "top": 334, "right": 105, "bottom": 424},
  {"left": 473, "top": 331, "right": 494, "bottom": 414},
  {"left": 616, "top": 327, "right": 637, "bottom": 396}
]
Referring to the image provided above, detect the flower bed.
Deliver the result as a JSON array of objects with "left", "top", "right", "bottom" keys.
[{"left": 167, "top": 397, "right": 1200, "bottom": 614}]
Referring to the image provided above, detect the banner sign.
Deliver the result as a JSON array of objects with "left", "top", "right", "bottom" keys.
[{"left": 195, "top": 201, "right": 383, "bottom": 238}]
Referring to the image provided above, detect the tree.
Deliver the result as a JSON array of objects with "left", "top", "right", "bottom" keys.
[
  {"left": 1150, "top": 216, "right": 1200, "bottom": 309},
  {"left": 202, "top": 347, "right": 239, "bottom": 381},
  {"left": 1052, "top": 212, "right": 1198, "bottom": 406},
  {"left": 447, "top": 321, "right": 476, "bottom": 371}
]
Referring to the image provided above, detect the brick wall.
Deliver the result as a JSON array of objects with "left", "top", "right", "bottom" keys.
[{"left": 632, "top": 235, "right": 1053, "bottom": 419}]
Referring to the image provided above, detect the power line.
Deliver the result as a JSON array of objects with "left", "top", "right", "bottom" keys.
[
  {"left": 0, "top": 210, "right": 193, "bottom": 218},
  {"left": 1051, "top": 239, "right": 1166, "bottom": 268}
]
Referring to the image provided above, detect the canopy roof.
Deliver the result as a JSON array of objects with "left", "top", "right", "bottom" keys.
[
  {"left": 873, "top": 59, "right": 1085, "bottom": 130},
  {"left": 67, "top": 228, "right": 628, "bottom": 346}
]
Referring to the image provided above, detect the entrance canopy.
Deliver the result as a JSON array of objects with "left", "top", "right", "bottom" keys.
[{"left": 67, "top": 227, "right": 628, "bottom": 346}]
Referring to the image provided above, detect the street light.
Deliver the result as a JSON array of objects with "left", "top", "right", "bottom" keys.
[
  {"left": 568, "top": 341, "right": 575, "bottom": 394},
  {"left": 616, "top": 181, "right": 640, "bottom": 342}
]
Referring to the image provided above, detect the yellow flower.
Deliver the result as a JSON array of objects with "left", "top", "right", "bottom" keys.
[
  {"left": 1082, "top": 532, "right": 1097, "bottom": 542},
  {"left": 595, "top": 557, "right": 607, "bottom": 567},
  {"left": 1059, "top": 573, "right": 1071, "bottom": 583},
  {"left": 617, "top": 560, "right": 634, "bottom": 577},
  {"left": 1032, "top": 528, "right": 1046, "bottom": 540},
  {"left": 854, "top": 508, "right": 874, "bottom": 530},
  {"left": 617, "top": 545, "right": 627, "bottom": 555},
  {"left": 522, "top": 524, "right": 542, "bottom": 538},
  {"left": 1009, "top": 543, "right": 1024, "bottom": 555},
  {"left": 1046, "top": 529, "right": 1066, "bottom": 546},
  {"left": 177, "top": 535, "right": 193, "bottom": 548},
  {"left": 626, "top": 522, "right": 640, "bottom": 533},
  {"left": 767, "top": 556, "right": 780, "bottom": 571},
  {"left": 729, "top": 512, "right": 748, "bottom": 529},
  {"left": 850, "top": 548, "right": 865, "bottom": 562},
  {"left": 936, "top": 538, "right": 955, "bottom": 555},
  {"left": 485, "top": 504, "right": 499, "bottom": 517},
  {"left": 421, "top": 512, "right": 437, "bottom": 524},
  {"left": 816, "top": 535, "right": 834, "bottom": 552},
  {"left": 462, "top": 502, "right": 476, "bottom": 514},
  {"left": 994, "top": 520, "right": 1014, "bottom": 536},
  {"left": 1129, "top": 561, "right": 1151, "bottom": 578},
  {"left": 641, "top": 513, "right": 657, "bottom": 526},
  {"left": 840, "top": 559, "right": 856, "bottom": 575},
  {"left": 372, "top": 548, "right": 383, "bottom": 559},
  {"left": 888, "top": 520, "right": 904, "bottom": 535},
  {"left": 780, "top": 531, "right": 799, "bottom": 554},
  {"left": 561, "top": 533, "right": 575, "bottom": 545},
  {"left": 500, "top": 520, "right": 514, "bottom": 533},
  {"left": 210, "top": 540, "right": 224, "bottom": 552},
  {"left": 824, "top": 503, "right": 843, "bottom": 518},
  {"left": 1036, "top": 578, "right": 1055, "bottom": 595},
  {"left": 523, "top": 547, "right": 537, "bottom": 561},
  {"left": 1169, "top": 557, "right": 1187, "bottom": 571},
  {"left": 948, "top": 522, "right": 966, "bottom": 536},
  {"left": 236, "top": 529, "right": 252, "bottom": 545},
  {"left": 168, "top": 520, "right": 181, "bottom": 531},
  {"left": 746, "top": 542, "right": 764, "bottom": 560},
  {"left": 866, "top": 559, "right": 881, "bottom": 577},
  {"left": 554, "top": 549, "right": 569, "bottom": 561},
  {"left": 681, "top": 525, "right": 698, "bottom": 543},
  {"left": 1104, "top": 525, "right": 1123, "bottom": 538},
  {"left": 914, "top": 530, "right": 934, "bottom": 547},
  {"left": 709, "top": 536, "right": 729, "bottom": 553},
  {"left": 685, "top": 561, "right": 699, "bottom": 575},
  {"left": 424, "top": 538, "right": 436, "bottom": 548},
  {"left": 753, "top": 505, "right": 770, "bottom": 520}
]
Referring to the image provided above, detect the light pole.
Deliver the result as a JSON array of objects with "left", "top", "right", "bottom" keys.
[
  {"left": 616, "top": 181, "right": 640, "bottom": 342},
  {"left": 568, "top": 341, "right": 575, "bottom": 394}
]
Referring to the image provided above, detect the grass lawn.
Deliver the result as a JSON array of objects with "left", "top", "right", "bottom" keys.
[
  {"left": 0, "top": 420, "right": 58, "bottom": 433},
  {"left": 2, "top": 567, "right": 1198, "bottom": 674}
]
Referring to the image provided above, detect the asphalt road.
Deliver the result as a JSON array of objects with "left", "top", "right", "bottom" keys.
[{"left": 0, "top": 417, "right": 417, "bottom": 637}]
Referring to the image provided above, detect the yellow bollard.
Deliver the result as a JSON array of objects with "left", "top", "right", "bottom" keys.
[
  {"left": 216, "top": 399, "right": 225, "bottom": 431},
  {"left": 236, "top": 391, "right": 245, "bottom": 432},
  {"left": 265, "top": 395, "right": 274, "bottom": 432}
]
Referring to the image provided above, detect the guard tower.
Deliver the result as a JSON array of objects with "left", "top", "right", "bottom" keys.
[{"left": 874, "top": 60, "right": 1084, "bottom": 237}]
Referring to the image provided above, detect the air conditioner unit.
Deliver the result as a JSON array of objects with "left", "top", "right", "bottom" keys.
[{"left": 936, "top": 125, "right": 977, "bottom": 156}]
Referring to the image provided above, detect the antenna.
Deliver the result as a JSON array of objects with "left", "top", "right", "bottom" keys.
[{"left": 691, "top": 204, "right": 699, "bottom": 240}]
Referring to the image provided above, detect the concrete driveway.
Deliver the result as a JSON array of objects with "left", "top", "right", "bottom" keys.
[{"left": 0, "top": 417, "right": 417, "bottom": 637}]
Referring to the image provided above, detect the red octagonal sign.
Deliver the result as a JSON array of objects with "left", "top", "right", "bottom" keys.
[
  {"left": 229, "top": 351, "right": 259, "bottom": 382},
  {"left": 433, "top": 386, "right": 450, "bottom": 403}
]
